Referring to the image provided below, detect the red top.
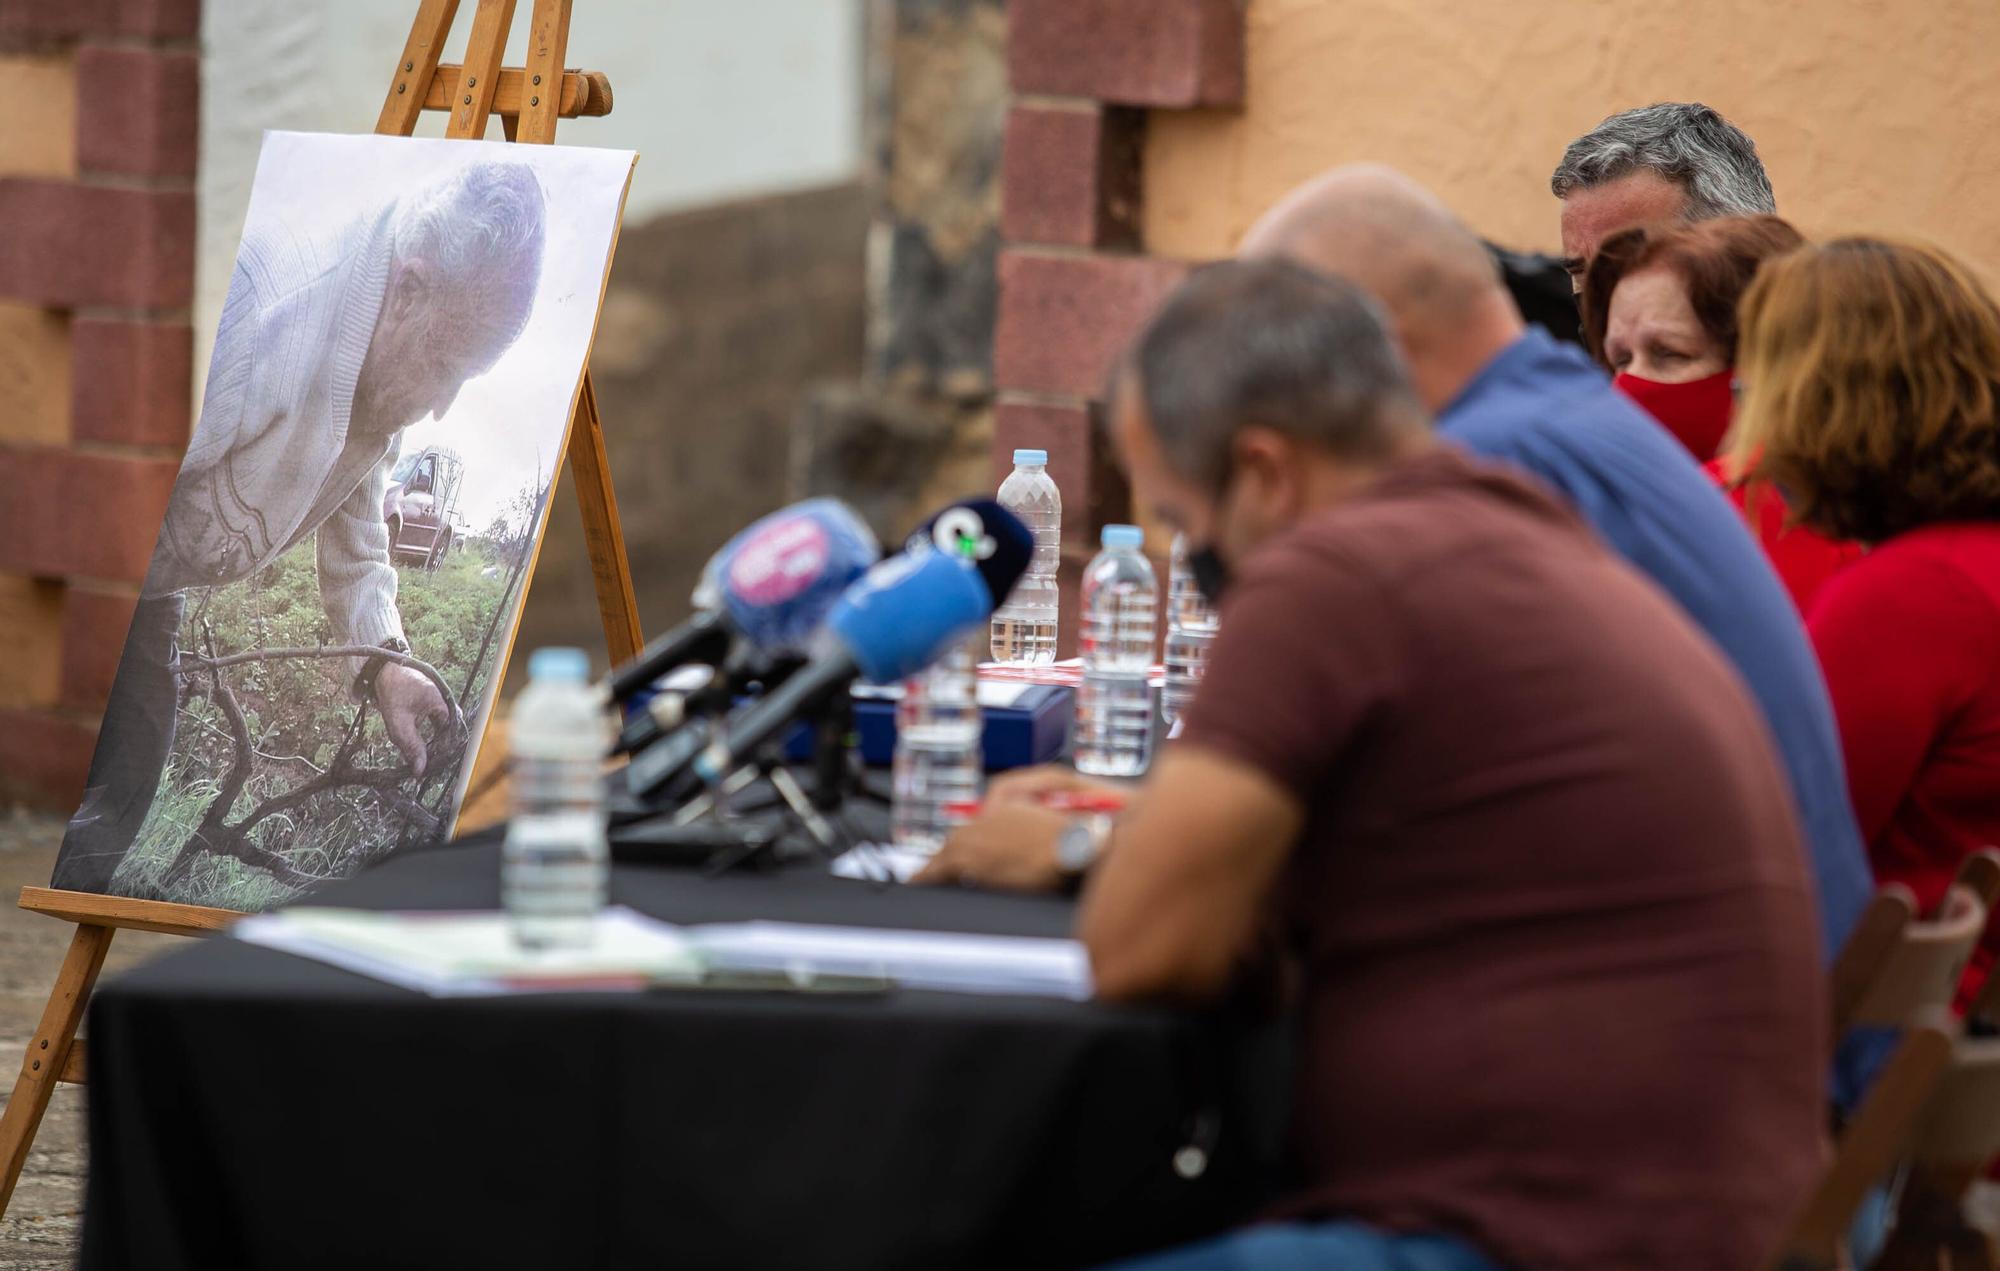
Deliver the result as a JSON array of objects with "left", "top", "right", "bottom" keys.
[
  {"left": 1809, "top": 523, "right": 2000, "bottom": 989},
  {"left": 1703, "top": 459, "right": 1864, "bottom": 614}
]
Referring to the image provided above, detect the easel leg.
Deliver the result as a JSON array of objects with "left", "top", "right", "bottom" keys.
[
  {"left": 0, "top": 922, "right": 113, "bottom": 1216},
  {"left": 566, "top": 372, "right": 644, "bottom": 664}
]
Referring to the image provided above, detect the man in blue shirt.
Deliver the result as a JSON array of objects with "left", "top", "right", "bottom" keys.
[{"left": 1238, "top": 164, "right": 1870, "bottom": 975}]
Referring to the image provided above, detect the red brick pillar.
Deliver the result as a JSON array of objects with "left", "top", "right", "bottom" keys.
[
  {"left": 0, "top": 0, "right": 200, "bottom": 808},
  {"left": 993, "top": 0, "right": 1243, "bottom": 654}
]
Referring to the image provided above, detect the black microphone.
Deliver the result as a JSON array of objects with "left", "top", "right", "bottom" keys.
[
  {"left": 606, "top": 609, "right": 733, "bottom": 704},
  {"left": 604, "top": 499, "right": 879, "bottom": 706},
  {"left": 692, "top": 505, "right": 1032, "bottom": 786},
  {"left": 905, "top": 497, "right": 1036, "bottom": 610},
  {"left": 615, "top": 651, "right": 804, "bottom": 791}
]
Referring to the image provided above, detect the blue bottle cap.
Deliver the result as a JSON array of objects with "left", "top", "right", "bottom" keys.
[
  {"left": 1101, "top": 524, "right": 1144, "bottom": 550},
  {"left": 1012, "top": 448, "right": 1049, "bottom": 466},
  {"left": 528, "top": 647, "right": 590, "bottom": 682}
]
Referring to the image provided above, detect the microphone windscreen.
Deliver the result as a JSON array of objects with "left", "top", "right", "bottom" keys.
[
  {"left": 715, "top": 499, "right": 879, "bottom": 654},
  {"left": 829, "top": 550, "right": 994, "bottom": 684},
  {"left": 907, "top": 498, "right": 1034, "bottom": 609}
]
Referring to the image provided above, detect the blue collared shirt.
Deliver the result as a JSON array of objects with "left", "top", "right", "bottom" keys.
[{"left": 1438, "top": 328, "right": 1870, "bottom": 965}]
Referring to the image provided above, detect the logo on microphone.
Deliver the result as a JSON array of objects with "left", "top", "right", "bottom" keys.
[
  {"left": 726, "top": 515, "right": 830, "bottom": 604},
  {"left": 929, "top": 508, "right": 996, "bottom": 561}
]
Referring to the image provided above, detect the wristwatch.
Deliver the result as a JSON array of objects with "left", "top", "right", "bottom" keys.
[
  {"left": 1055, "top": 814, "right": 1113, "bottom": 879},
  {"left": 352, "top": 635, "right": 413, "bottom": 700}
]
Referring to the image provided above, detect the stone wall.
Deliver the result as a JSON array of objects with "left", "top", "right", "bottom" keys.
[
  {"left": 992, "top": 0, "right": 1246, "bottom": 650},
  {"left": 790, "top": 0, "right": 1004, "bottom": 556},
  {"left": 0, "top": 0, "right": 201, "bottom": 809}
]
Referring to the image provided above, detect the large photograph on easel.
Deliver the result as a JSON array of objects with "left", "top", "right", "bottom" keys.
[{"left": 52, "top": 131, "right": 636, "bottom": 909}]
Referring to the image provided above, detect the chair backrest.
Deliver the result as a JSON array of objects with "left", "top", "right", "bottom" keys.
[
  {"left": 1768, "top": 1013, "right": 1959, "bottom": 1271},
  {"left": 1831, "top": 884, "right": 1985, "bottom": 1042},
  {"left": 1951, "top": 848, "right": 2000, "bottom": 914},
  {"left": 1854, "top": 1036, "right": 2000, "bottom": 1271},
  {"left": 1907, "top": 1036, "right": 2000, "bottom": 1185}
]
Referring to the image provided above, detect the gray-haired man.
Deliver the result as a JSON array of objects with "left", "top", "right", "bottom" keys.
[
  {"left": 55, "top": 161, "right": 547, "bottom": 894},
  {"left": 1551, "top": 101, "right": 1775, "bottom": 289}
]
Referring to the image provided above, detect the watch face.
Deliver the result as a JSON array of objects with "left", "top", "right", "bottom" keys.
[{"left": 1057, "top": 820, "right": 1096, "bottom": 874}]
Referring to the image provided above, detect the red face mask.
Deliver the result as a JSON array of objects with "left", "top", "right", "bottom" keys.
[{"left": 1614, "top": 368, "right": 1736, "bottom": 461}]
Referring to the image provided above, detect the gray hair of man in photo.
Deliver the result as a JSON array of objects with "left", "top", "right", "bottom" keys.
[
  {"left": 353, "top": 160, "right": 551, "bottom": 436},
  {"left": 391, "top": 160, "right": 549, "bottom": 349},
  {"left": 1125, "top": 257, "right": 1428, "bottom": 494},
  {"left": 1550, "top": 102, "right": 1777, "bottom": 219}
]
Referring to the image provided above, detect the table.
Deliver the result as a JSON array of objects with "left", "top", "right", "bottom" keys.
[{"left": 79, "top": 833, "right": 1289, "bottom": 1271}]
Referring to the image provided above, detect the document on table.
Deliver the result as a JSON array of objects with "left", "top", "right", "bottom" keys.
[
  {"left": 234, "top": 907, "right": 1094, "bottom": 1001},
  {"left": 828, "top": 843, "right": 933, "bottom": 883},
  {"left": 687, "top": 921, "right": 1094, "bottom": 1001},
  {"left": 234, "top": 906, "right": 704, "bottom": 997}
]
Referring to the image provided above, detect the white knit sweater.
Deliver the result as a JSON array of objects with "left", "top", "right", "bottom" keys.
[{"left": 146, "top": 205, "right": 406, "bottom": 658}]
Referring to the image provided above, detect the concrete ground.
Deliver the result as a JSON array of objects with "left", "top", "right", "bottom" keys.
[{"left": 0, "top": 810, "right": 182, "bottom": 1268}]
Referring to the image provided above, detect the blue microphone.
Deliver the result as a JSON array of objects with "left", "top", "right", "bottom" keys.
[
  {"left": 605, "top": 499, "right": 877, "bottom": 706},
  {"left": 690, "top": 535, "right": 1016, "bottom": 785},
  {"left": 717, "top": 497, "right": 879, "bottom": 656}
]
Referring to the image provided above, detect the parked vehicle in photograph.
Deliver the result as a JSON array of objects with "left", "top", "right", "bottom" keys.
[{"left": 383, "top": 445, "right": 467, "bottom": 570}]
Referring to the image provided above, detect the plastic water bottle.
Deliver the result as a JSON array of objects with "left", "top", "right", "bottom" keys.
[
  {"left": 1076, "top": 525, "right": 1158, "bottom": 777},
  {"left": 890, "top": 643, "right": 984, "bottom": 854},
  {"left": 991, "top": 448, "right": 1060, "bottom": 665},
  {"left": 503, "top": 647, "right": 610, "bottom": 949},
  {"left": 1162, "top": 532, "right": 1220, "bottom": 728}
]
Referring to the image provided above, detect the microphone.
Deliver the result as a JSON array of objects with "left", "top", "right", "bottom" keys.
[
  {"left": 904, "top": 497, "right": 1035, "bottom": 608},
  {"left": 691, "top": 510, "right": 1030, "bottom": 785},
  {"left": 613, "top": 646, "right": 800, "bottom": 759},
  {"left": 604, "top": 499, "right": 878, "bottom": 704}
]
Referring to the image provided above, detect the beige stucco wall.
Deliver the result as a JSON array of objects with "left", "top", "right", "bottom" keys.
[{"left": 1144, "top": 0, "right": 2000, "bottom": 279}]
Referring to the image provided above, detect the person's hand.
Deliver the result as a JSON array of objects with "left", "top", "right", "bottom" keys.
[
  {"left": 373, "top": 663, "right": 450, "bottom": 778},
  {"left": 984, "top": 765, "right": 1123, "bottom": 809},
  {"left": 911, "top": 801, "right": 1072, "bottom": 893}
]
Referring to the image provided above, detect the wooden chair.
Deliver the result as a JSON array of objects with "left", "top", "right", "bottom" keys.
[
  {"left": 1865, "top": 1035, "right": 2000, "bottom": 1269},
  {"left": 1955, "top": 848, "right": 2000, "bottom": 1032},
  {"left": 1771, "top": 884, "right": 1990, "bottom": 1269},
  {"left": 1831, "top": 883, "right": 1986, "bottom": 1048},
  {"left": 1952, "top": 850, "right": 2000, "bottom": 916},
  {"left": 1773, "top": 1011, "right": 1961, "bottom": 1271}
]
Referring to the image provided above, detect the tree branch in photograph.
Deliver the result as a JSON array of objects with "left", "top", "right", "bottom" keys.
[
  {"left": 179, "top": 644, "right": 467, "bottom": 736},
  {"left": 163, "top": 640, "right": 473, "bottom": 888},
  {"left": 162, "top": 627, "right": 330, "bottom": 893}
]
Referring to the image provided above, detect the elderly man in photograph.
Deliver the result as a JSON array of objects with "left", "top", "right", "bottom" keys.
[
  {"left": 919, "top": 260, "right": 1825, "bottom": 1270},
  {"left": 54, "top": 161, "right": 548, "bottom": 894},
  {"left": 1551, "top": 101, "right": 1775, "bottom": 288}
]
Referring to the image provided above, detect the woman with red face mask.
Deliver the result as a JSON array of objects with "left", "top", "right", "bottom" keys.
[{"left": 1582, "top": 216, "right": 1862, "bottom": 612}]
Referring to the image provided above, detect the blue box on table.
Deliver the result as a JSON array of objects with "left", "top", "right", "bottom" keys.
[{"left": 782, "top": 682, "right": 1074, "bottom": 771}]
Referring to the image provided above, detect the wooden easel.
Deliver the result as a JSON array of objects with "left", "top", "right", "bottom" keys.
[{"left": 0, "top": 0, "right": 640, "bottom": 1215}]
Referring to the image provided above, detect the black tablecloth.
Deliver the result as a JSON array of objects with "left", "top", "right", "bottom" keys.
[{"left": 80, "top": 833, "right": 1288, "bottom": 1271}]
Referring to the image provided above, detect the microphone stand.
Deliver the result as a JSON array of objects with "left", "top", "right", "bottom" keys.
[{"left": 809, "top": 685, "right": 857, "bottom": 817}]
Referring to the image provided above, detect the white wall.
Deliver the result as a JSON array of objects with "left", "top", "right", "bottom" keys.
[{"left": 195, "top": 0, "right": 865, "bottom": 383}]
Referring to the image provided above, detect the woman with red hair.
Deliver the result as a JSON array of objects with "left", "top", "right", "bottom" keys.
[
  {"left": 1583, "top": 216, "right": 1861, "bottom": 612},
  {"left": 1731, "top": 237, "right": 2000, "bottom": 991}
]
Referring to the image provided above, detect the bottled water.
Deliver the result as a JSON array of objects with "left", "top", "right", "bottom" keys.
[
  {"left": 891, "top": 643, "right": 984, "bottom": 854},
  {"left": 503, "top": 647, "right": 610, "bottom": 949},
  {"left": 1075, "top": 525, "right": 1158, "bottom": 777},
  {"left": 991, "top": 448, "right": 1060, "bottom": 665},
  {"left": 1162, "top": 532, "right": 1220, "bottom": 728}
]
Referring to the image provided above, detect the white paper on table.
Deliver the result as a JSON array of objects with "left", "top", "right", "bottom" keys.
[
  {"left": 828, "top": 843, "right": 934, "bottom": 884},
  {"left": 688, "top": 921, "right": 1094, "bottom": 1001},
  {"left": 233, "top": 906, "right": 703, "bottom": 997}
]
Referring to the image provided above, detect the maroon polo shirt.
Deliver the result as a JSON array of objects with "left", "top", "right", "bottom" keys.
[{"left": 1181, "top": 446, "right": 1825, "bottom": 1271}]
